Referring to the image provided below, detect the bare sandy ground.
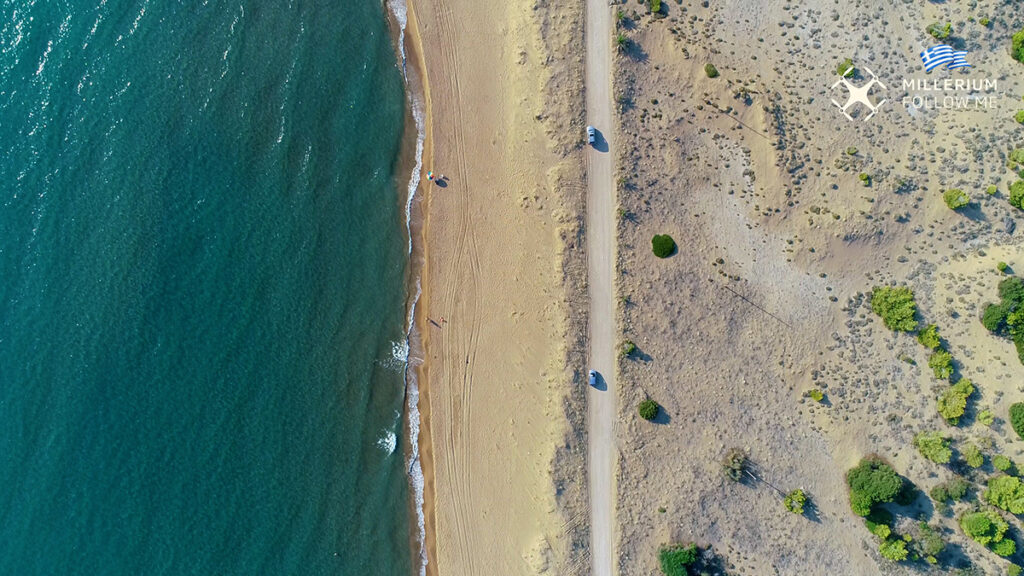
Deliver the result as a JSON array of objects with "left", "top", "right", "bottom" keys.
[
  {"left": 613, "top": 0, "right": 1024, "bottom": 574},
  {"left": 406, "top": 0, "right": 589, "bottom": 573}
]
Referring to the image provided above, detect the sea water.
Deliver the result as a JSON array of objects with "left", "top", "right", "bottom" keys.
[{"left": 0, "top": 1, "right": 415, "bottom": 574}]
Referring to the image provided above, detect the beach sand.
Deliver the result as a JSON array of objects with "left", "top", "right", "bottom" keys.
[{"left": 405, "top": 0, "right": 589, "bottom": 573}]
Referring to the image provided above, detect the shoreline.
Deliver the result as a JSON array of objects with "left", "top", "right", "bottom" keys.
[
  {"left": 384, "top": 0, "right": 436, "bottom": 573},
  {"left": 400, "top": 3, "right": 440, "bottom": 575}
]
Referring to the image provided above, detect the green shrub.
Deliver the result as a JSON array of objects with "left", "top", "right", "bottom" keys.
[
  {"left": 961, "top": 509, "right": 1016, "bottom": 556},
  {"left": 806, "top": 388, "right": 824, "bottom": 402},
  {"left": 1012, "top": 403, "right": 1024, "bottom": 439},
  {"left": 1010, "top": 564, "right": 1023, "bottom": 576},
  {"left": 928, "top": 349, "right": 954, "bottom": 380},
  {"left": 931, "top": 478, "right": 970, "bottom": 504},
  {"left": 1014, "top": 29, "right": 1024, "bottom": 64},
  {"left": 1001, "top": 277, "right": 1024, "bottom": 302},
  {"left": 722, "top": 447, "right": 747, "bottom": 482},
  {"left": 999, "top": 261, "right": 1010, "bottom": 273},
  {"left": 937, "top": 378, "right": 974, "bottom": 424},
  {"left": 879, "top": 538, "right": 908, "bottom": 562},
  {"left": 983, "top": 302, "right": 1010, "bottom": 332},
  {"left": 837, "top": 58, "right": 855, "bottom": 77},
  {"left": 994, "top": 537, "right": 1018, "bottom": 557},
  {"left": 985, "top": 475, "right": 1024, "bottom": 514},
  {"left": 651, "top": 234, "right": 676, "bottom": 258},
  {"left": 1013, "top": 149, "right": 1024, "bottom": 166},
  {"left": 1017, "top": 110, "right": 1024, "bottom": 125},
  {"left": 649, "top": 0, "right": 661, "bottom": 13},
  {"left": 621, "top": 340, "right": 637, "bottom": 357},
  {"left": 784, "top": 488, "right": 807, "bottom": 514},
  {"left": 994, "top": 455, "right": 1014, "bottom": 472},
  {"left": 979, "top": 409, "right": 995, "bottom": 427},
  {"left": 639, "top": 399, "right": 659, "bottom": 421},
  {"left": 914, "top": 431, "right": 952, "bottom": 464},
  {"left": 1011, "top": 180, "right": 1024, "bottom": 210},
  {"left": 962, "top": 443, "right": 984, "bottom": 468},
  {"left": 846, "top": 146, "right": 858, "bottom": 155},
  {"left": 704, "top": 63, "right": 719, "bottom": 78},
  {"left": 988, "top": 185, "right": 999, "bottom": 196},
  {"left": 917, "top": 324, "right": 941, "bottom": 350},
  {"left": 872, "top": 523, "right": 892, "bottom": 539},
  {"left": 916, "top": 522, "right": 945, "bottom": 559},
  {"left": 927, "top": 22, "right": 952, "bottom": 40},
  {"left": 870, "top": 286, "right": 917, "bottom": 332},
  {"left": 658, "top": 543, "right": 697, "bottom": 576},
  {"left": 980, "top": 17, "right": 991, "bottom": 27},
  {"left": 847, "top": 458, "right": 903, "bottom": 516},
  {"left": 944, "top": 189, "right": 970, "bottom": 210},
  {"left": 859, "top": 172, "right": 871, "bottom": 186}
]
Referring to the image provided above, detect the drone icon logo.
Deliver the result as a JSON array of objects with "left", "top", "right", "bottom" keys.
[{"left": 830, "top": 66, "right": 887, "bottom": 122}]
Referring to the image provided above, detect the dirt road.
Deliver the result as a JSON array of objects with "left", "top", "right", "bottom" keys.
[{"left": 584, "top": 1, "right": 616, "bottom": 575}]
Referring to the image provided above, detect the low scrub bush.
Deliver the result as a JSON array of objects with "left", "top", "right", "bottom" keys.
[
  {"left": 638, "top": 399, "right": 659, "bottom": 421},
  {"left": 837, "top": 58, "right": 854, "bottom": 77},
  {"left": 915, "top": 522, "right": 945, "bottom": 563},
  {"left": 1014, "top": 28, "right": 1024, "bottom": 64},
  {"left": 937, "top": 378, "right": 973, "bottom": 425},
  {"left": 914, "top": 431, "right": 952, "bottom": 464},
  {"left": 704, "top": 63, "right": 719, "bottom": 78},
  {"left": 1011, "top": 180, "right": 1024, "bottom": 210},
  {"left": 943, "top": 189, "right": 970, "bottom": 210},
  {"left": 658, "top": 543, "right": 697, "bottom": 576},
  {"left": 651, "top": 234, "right": 676, "bottom": 258},
  {"left": 994, "top": 455, "right": 1014, "bottom": 473},
  {"left": 879, "top": 538, "right": 908, "bottom": 562},
  {"left": 722, "top": 448, "right": 747, "bottom": 482},
  {"left": 930, "top": 477, "right": 970, "bottom": 504},
  {"left": 1012, "top": 403, "right": 1024, "bottom": 439},
  {"left": 928, "top": 349, "right": 954, "bottom": 380},
  {"left": 917, "top": 324, "right": 941, "bottom": 350},
  {"left": 961, "top": 509, "right": 1014, "bottom": 557},
  {"left": 984, "top": 475, "right": 1024, "bottom": 514},
  {"left": 962, "top": 443, "right": 984, "bottom": 468},
  {"left": 870, "top": 286, "right": 917, "bottom": 332},
  {"left": 1017, "top": 110, "right": 1024, "bottom": 125},
  {"left": 784, "top": 488, "right": 807, "bottom": 514},
  {"left": 847, "top": 457, "right": 903, "bottom": 516},
  {"left": 927, "top": 22, "right": 952, "bottom": 40},
  {"left": 978, "top": 409, "right": 995, "bottom": 427}
]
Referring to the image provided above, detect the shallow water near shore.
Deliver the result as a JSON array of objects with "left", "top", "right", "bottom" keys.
[{"left": 0, "top": 1, "right": 413, "bottom": 574}]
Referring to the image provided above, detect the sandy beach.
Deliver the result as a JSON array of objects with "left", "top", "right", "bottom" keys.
[{"left": 405, "top": 0, "right": 589, "bottom": 573}]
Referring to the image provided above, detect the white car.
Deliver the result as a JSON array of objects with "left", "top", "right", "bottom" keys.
[
  {"left": 588, "top": 370, "right": 598, "bottom": 387},
  {"left": 586, "top": 125, "right": 596, "bottom": 145}
]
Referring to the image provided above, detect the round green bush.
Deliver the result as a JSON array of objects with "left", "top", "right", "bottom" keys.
[
  {"left": 658, "top": 543, "right": 697, "bottom": 576},
  {"left": 1011, "top": 403, "right": 1024, "bottom": 439},
  {"left": 651, "top": 234, "right": 677, "bottom": 258},
  {"left": 638, "top": 399, "right": 659, "bottom": 421},
  {"left": 847, "top": 458, "right": 903, "bottom": 516}
]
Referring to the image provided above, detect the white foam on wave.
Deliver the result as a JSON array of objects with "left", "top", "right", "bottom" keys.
[
  {"left": 387, "top": 0, "right": 429, "bottom": 572},
  {"left": 377, "top": 430, "right": 398, "bottom": 456}
]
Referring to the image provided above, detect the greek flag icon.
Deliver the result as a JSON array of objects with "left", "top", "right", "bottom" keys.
[{"left": 920, "top": 45, "right": 971, "bottom": 72}]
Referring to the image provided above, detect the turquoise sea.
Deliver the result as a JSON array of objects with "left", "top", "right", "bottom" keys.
[{"left": 0, "top": 1, "right": 417, "bottom": 575}]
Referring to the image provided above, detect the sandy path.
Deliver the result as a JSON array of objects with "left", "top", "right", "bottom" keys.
[{"left": 583, "top": 1, "right": 616, "bottom": 575}]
